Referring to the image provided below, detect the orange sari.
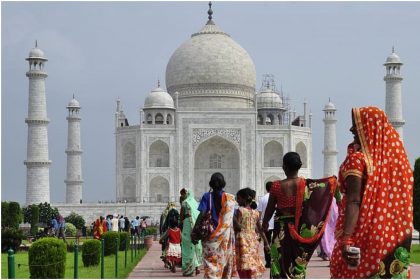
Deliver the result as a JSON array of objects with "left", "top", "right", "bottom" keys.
[{"left": 330, "top": 107, "right": 413, "bottom": 278}]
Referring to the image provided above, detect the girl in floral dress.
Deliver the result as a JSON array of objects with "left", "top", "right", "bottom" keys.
[{"left": 234, "top": 187, "right": 270, "bottom": 278}]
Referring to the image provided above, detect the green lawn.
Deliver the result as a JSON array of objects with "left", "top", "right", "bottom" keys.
[
  {"left": 1, "top": 247, "right": 147, "bottom": 279},
  {"left": 412, "top": 244, "right": 420, "bottom": 264}
]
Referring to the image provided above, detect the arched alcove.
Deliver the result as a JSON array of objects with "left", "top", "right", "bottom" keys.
[
  {"left": 264, "top": 141, "right": 283, "bottom": 167},
  {"left": 149, "top": 140, "right": 169, "bottom": 167}
]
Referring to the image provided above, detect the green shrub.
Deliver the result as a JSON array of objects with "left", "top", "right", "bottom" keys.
[
  {"left": 30, "top": 205, "right": 39, "bottom": 236},
  {"left": 1, "top": 228, "right": 25, "bottom": 252},
  {"left": 145, "top": 226, "right": 158, "bottom": 236},
  {"left": 65, "top": 212, "right": 85, "bottom": 229},
  {"left": 1, "top": 202, "right": 8, "bottom": 229},
  {"left": 28, "top": 237, "right": 66, "bottom": 278},
  {"left": 119, "top": 232, "right": 129, "bottom": 251},
  {"left": 102, "top": 231, "right": 120, "bottom": 256},
  {"left": 82, "top": 239, "right": 101, "bottom": 267},
  {"left": 8, "top": 202, "right": 23, "bottom": 229},
  {"left": 65, "top": 222, "right": 77, "bottom": 237}
]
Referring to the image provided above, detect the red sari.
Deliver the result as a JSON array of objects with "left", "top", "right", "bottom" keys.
[{"left": 330, "top": 107, "right": 413, "bottom": 278}]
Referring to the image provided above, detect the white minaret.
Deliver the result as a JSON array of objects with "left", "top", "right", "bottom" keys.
[
  {"left": 65, "top": 95, "right": 83, "bottom": 204},
  {"left": 24, "top": 41, "right": 51, "bottom": 205},
  {"left": 322, "top": 99, "right": 338, "bottom": 177},
  {"left": 384, "top": 47, "right": 404, "bottom": 139}
]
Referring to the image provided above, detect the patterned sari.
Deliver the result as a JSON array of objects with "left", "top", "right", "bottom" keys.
[
  {"left": 202, "top": 192, "right": 237, "bottom": 279},
  {"left": 270, "top": 176, "right": 337, "bottom": 278},
  {"left": 330, "top": 107, "right": 413, "bottom": 279},
  {"left": 181, "top": 189, "right": 203, "bottom": 276}
]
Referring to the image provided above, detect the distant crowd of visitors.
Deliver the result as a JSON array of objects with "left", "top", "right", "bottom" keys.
[
  {"left": 92, "top": 214, "right": 148, "bottom": 240},
  {"left": 156, "top": 106, "right": 414, "bottom": 279}
]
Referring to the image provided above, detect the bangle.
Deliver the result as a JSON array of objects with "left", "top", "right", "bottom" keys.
[{"left": 339, "top": 235, "right": 354, "bottom": 247}]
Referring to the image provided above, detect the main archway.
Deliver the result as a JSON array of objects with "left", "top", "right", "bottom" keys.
[{"left": 194, "top": 136, "right": 240, "bottom": 197}]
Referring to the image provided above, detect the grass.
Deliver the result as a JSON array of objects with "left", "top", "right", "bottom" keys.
[
  {"left": 412, "top": 244, "right": 420, "bottom": 264},
  {"left": 1, "top": 247, "right": 147, "bottom": 279}
]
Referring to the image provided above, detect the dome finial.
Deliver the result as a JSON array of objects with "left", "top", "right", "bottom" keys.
[
  {"left": 158, "top": 79, "right": 160, "bottom": 88},
  {"left": 35, "top": 40, "right": 38, "bottom": 48},
  {"left": 392, "top": 46, "right": 395, "bottom": 53},
  {"left": 73, "top": 93, "right": 75, "bottom": 99},
  {"left": 208, "top": 1, "right": 213, "bottom": 21}
]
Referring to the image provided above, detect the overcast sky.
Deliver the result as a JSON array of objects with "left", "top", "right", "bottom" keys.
[{"left": 2, "top": 1, "right": 420, "bottom": 204}]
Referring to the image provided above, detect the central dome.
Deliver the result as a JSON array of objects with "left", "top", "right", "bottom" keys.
[{"left": 165, "top": 18, "right": 256, "bottom": 109}]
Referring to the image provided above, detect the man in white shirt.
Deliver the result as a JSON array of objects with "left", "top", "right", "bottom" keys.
[
  {"left": 111, "top": 214, "right": 119, "bottom": 232},
  {"left": 258, "top": 181, "right": 274, "bottom": 268}
]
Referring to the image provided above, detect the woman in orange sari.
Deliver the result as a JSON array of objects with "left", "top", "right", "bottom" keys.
[
  {"left": 93, "top": 216, "right": 107, "bottom": 240},
  {"left": 193, "top": 172, "right": 237, "bottom": 279},
  {"left": 330, "top": 107, "right": 413, "bottom": 278}
]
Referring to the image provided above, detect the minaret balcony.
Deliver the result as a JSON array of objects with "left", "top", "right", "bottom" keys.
[
  {"left": 389, "top": 120, "right": 405, "bottom": 126},
  {"left": 384, "top": 75, "right": 403, "bottom": 81},
  {"left": 25, "top": 118, "right": 50, "bottom": 124},
  {"left": 64, "top": 179, "right": 84, "bottom": 185},
  {"left": 24, "top": 160, "right": 52, "bottom": 166},
  {"left": 65, "top": 150, "right": 83, "bottom": 155},
  {"left": 66, "top": 116, "right": 82, "bottom": 121},
  {"left": 26, "top": 71, "right": 48, "bottom": 78}
]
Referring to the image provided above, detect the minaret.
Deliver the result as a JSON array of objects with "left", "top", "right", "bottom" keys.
[
  {"left": 322, "top": 99, "right": 338, "bottom": 177},
  {"left": 65, "top": 96, "right": 83, "bottom": 204},
  {"left": 384, "top": 47, "right": 405, "bottom": 139},
  {"left": 24, "top": 41, "right": 51, "bottom": 205}
]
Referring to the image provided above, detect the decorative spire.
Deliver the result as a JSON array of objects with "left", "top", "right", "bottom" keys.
[
  {"left": 329, "top": 97, "right": 331, "bottom": 102},
  {"left": 158, "top": 79, "right": 160, "bottom": 88},
  {"left": 392, "top": 46, "right": 395, "bottom": 53},
  {"left": 73, "top": 93, "right": 75, "bottom": 99},
  {"left": 35, "top": 40, "right": 38, "bottom": 48},
  {"left": 208, "top": 2, "right": 213, "bottom": 21}
]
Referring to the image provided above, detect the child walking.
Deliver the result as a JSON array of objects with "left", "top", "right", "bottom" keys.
[
  {"left": 160, "top": 218, "right": 182, "bottom": 273},
  {"left": 234, "top": 187, "right": 269, "bottom": 279}
]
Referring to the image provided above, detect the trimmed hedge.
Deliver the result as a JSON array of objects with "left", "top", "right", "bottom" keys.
[
  {"left": 65, "top": 222, "right": 77, "bottom": 237},
  {"left": 119, "top": 232, "right": 129, "bottom": 251},
  {"left": 30, "top": 205, "right": 40, "bottom": 236},
  {"left": 28, "top": 237, "right": 66, "bottom": 278},
  {"left": 102, "top": 231, "right": 120, "bottom": 256},
  {"left": 1, "top": 228, "right": 25, "bottom": 252},
  {"left": 65, "top": 212, "right": 85, "bottom": 230},
  {"left": 144, "top": 226, "right": 158, "bottom": 236},
  {"left": 82, "top": 239, "right": 101, "bottom": 267}
]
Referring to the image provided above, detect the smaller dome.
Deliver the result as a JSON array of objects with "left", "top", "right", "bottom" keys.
[
  {"left": 385, "top": 52, "right": 402, "bottom": 64},
  {"left": 257, "top": 89, "right": 282, "bottom": 109},
  {"left": 324, "top": 101, "right": 336, "bottom": 110},
  {"left": 67, "top": 97, "right": 80, "bottom": 108},
  {"left": 144, "top": 87, "right": 175, "bottom": 109}
]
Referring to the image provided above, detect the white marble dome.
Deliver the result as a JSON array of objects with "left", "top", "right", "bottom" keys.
[
  {"left": 144, "top": 87, "right": 175, "bottom": 109},
  {"left": 257, "top": 89, "right": 283, "bottom": 109},
  {"left": 67, "top": 97, "right": 80, "bottom": 108},
  {"left": 165, "top": 20, "right": 256, "bottom": 108},
  {"left": 28, "top": 47, "right": 47, "bottom": 60},
  {"left": 324, "top": 101, "right": 336, "bottom": 110},
  {"left": 385, "top": 52, "right": 402, "bottom": 64}
]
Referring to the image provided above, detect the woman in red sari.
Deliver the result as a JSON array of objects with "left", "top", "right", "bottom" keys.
[
  {"left": 93, "top": 216, "right": 107, "bottom": 240},
  {"left": 330, "top": 107, "right": 413, "bottom": 278}
]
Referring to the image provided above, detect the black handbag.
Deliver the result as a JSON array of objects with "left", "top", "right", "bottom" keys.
[{"left": 191, "top": 192, "right": 214, "bottom": 243}]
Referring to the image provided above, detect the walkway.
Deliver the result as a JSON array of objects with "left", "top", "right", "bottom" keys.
[
  {"left": 130, "top": 241, "right": 420, "bottom": 279},
  {"left": 129, "top": 241, "right": 420, "bottom": 278}
]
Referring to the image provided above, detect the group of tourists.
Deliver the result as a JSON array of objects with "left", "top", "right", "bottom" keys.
[
  {"left": 157, "top": 106, "right": 414, "bottom": 279},
  {"left": 49, "top": 214, "right": 67, "bottom": 242},
  {"left": 92, "top": 214, "right": 148, "bottom": 240}
]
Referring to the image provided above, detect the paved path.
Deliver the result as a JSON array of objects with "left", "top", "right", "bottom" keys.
[{"left": 129, "top": 241, "right": 420, "bottom": 278}]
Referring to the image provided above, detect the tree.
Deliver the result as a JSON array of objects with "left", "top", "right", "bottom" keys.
[
  {"left": 65, "top": 212, "right": 85, "bottom": 230},
  {"left": 31, "top": 205, "right": 40, "bottom": 236},
  {"left": 1, "top": 201, "right": 23, "bottom": 230},
  {"left": 23, "top": 203, "right": 59, "bottom": 225},
  {"left": 413, "top": 157, "right": 420, "bottom": 232}
]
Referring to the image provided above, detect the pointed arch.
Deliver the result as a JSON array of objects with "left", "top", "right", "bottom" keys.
[
  {"left": 123, "top": 142, "right": 136, "bottom": 168},
  {"left": 123, "top": 176, "right": 136, "bottom": 202},
  {"left": 149, "top": 140, "right": 169, "bottom": 167},
  {"left": 296, "top": 142, "right": 308, "bottom": 168},
  {"left": 264, "top": 141, "right": 283, "bottom": 167},
  {"left": 149, "top": 176, "right": 169, "bottom": 203}
]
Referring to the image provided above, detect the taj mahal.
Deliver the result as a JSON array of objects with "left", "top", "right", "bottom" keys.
[{"left": 23, "top": 3, "right": 405, "bottom": 222}]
